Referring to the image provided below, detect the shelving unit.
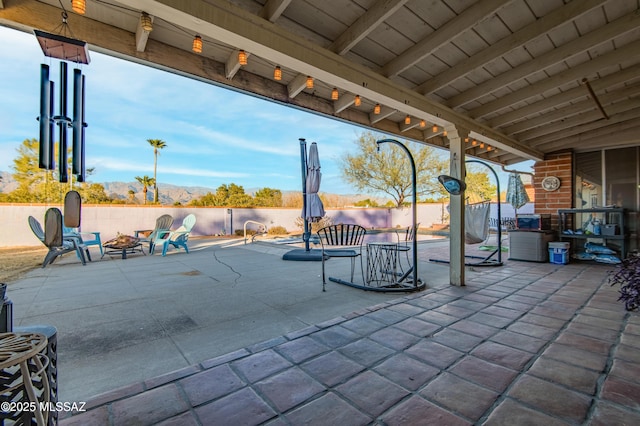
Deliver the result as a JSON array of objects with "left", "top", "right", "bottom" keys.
[{"left": 558, "top": 208, "right": 627, "bottom": 260}]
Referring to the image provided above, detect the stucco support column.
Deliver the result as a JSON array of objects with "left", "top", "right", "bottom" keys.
[{"left": 445, "top": 125, "right": 468, "bottom": 286}]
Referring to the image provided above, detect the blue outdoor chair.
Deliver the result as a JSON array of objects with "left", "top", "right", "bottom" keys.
[{"left": 151, "top": 214, "right": 197, "bottom": 256}]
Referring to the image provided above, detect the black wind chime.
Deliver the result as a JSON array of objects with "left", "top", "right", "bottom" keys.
[{"left": 35, "top": 9, "right": 90, "bottom": 184}]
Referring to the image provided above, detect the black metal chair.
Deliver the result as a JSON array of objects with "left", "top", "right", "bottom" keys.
[
  {"left": 395, "top": 223, "right": 420, "bottom": 274},
  {"left": 317, "top": 224, "right": 367, "bottom": 291}
]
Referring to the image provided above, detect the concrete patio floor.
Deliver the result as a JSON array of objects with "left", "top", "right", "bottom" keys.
[{"left": 6, "top": 237, "right": 640, "bottom": 425}]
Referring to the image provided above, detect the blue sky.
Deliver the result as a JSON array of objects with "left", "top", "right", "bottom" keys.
[{"left": 0, "top": 26, "right": 532, "bottom": 195}]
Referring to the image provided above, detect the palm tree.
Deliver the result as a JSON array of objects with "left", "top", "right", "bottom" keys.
[
  {"left": 135, "top": 175, "right": 155, "bottom": 205},
  {"left": 147, "top": 139, "right": 167, "bottom": 204}
]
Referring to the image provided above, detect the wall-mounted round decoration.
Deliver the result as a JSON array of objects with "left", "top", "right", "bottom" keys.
[{"left": 541, "top": 176, "right": 561, "bottom": 192}]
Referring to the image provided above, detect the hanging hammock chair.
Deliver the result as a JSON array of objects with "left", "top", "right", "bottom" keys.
[{"left": 465, "top": 201, "right": 490, "bottom": 244}]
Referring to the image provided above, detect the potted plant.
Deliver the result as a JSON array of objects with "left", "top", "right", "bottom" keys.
[{"left": 608, "top": 253, "right": 640, "bottom": 311}]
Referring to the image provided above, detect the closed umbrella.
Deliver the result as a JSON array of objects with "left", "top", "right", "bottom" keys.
[
  {"left": 506, "top": 173, "right": 530, "bottom": 212},
  {"left": 303, "top": 142, "right": 325, "bottom": 221}
]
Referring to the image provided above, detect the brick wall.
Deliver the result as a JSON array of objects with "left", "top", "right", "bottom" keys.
[{"left": 533, "top": 151, "right": 573, "bottom": 230}]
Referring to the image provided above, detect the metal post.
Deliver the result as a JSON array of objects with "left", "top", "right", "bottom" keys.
[
  {"left": 299, "top": 138, "right": 310, "bottom": 252},
  {"left": 376, "top": 139, "right": 420, "bottom": 288}
]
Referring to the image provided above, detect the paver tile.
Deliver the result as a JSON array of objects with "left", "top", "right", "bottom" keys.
[
  {"left": 232, "top": 350, "right": 292, "bottom": 383},
  {"left": 300, "top": 351, "right": 364, "bottom": 387},
  {"left": 195, "top": 387, "right": 276, "bottom": 426},
  {"left": 284, "top": 393, "right": 371, "bottom": 426},
  {"left": 483, "top": 398, "right": 569, "bottom": 426},
  {"left": 601, "top": 376, "right": 640, "bottom": 409},
  {"left": 336, "top": 371, "right": 409, "bottom": 418},
  {"left": 589, "top": 401, "right": 640, "bottom": 426},
  {"left": 431, "top": 328, "right": 484, "bottom": 352},
  {"left": 543, "top": 343, "right": 608, "bottom": 372},
  {"left": 471, "top": 341, "right": 533, "bottom": 370},
  {"left": 380, "top": 395, "right": 471, "bottom": 426},
  {"left": 254, "top": 367, "right": 325, "bottom": 412},
  {"left": 374, "top": 353, "right": 440, "bottom": 391},
  {"left": 338, "top": 338, "right": 395, "bottom": 366},
  {"left": 528, "top": 356, "right": 600, "bottom": 394},
  {"left": 111, "top": 384, "right": 189, "bottom": 426},
  {"left": 275, "top": 336, "right": 330, "bottom": 363},
  {"left": 449, "top": 356, "right": 518, "bottom": 392},
  {"left": 406, "top": 340, "right": 464, "bottom": 369},
  {"left": 369, "top": 326, "right": 421, "bottom": 350},
  {"left": 420, "top": 372, "right": 499, "bottom": 421},
  {"left": 508, "top": 375, "right": 592, "bottom": 423},
  {"left": 180, "top": 364, "right": 245, "bottom": 406}
]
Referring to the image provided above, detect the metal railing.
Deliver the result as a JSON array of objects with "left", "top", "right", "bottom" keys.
[{"left": 243, "top": 220, "right": 267, "bottom": 244}]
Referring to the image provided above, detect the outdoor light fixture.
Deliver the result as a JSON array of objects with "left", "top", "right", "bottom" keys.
[
  {"left": 238, "top": 50, "right": 248, "bottom": 65},
  {"left": 306, "top": 76, "right": 314, "bottom": 89},
  {"left": 443, "top": 130, "right": 448, "bottom": 136},
  {"left": 472, "top": 140, "right": 477, "bottom": 146},
  {"left": 432, "top": 124, "right": 438, "bottom": 132},
  {"left": 464, "top": 137, "right": 469, "bottom": 142},
  {"left": 373, "top": 103, "right": 381, "bottom": 114},
  {"left": 405, "top": 115, "right": 411, "bottom": 125},
  {"left": 419, "top": 120, "right": 426, "bottom": 128},
  {"left": 438, "top": 175, "right": 466, "bottom": 196},
  {"left": 487, "top": 146, "right": 492, "bottom": 151},
  {"left": 354, "top": 95, "right": 361, "bottom": 106},
  {"left": 192, "top": 35, "right": 202, "bottom": 53},
  {"left": 480, "top": 142, "right": 485, "bottom": 148},
  {"left": 331, "top": 88, "right": 339, "bottom": 100},
  {"left": 273, "top": 66, "right": 282, "bottom": 81},
  {"left": 140, "top": 12, "right": 153, "bottom": 32},
  {"left": 71, "top": 0, "right": 86, "bottom": 14}
]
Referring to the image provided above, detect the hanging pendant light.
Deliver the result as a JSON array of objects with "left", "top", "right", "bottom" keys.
[
  {"left": 354, "top": 95, "right": 361, "bottom": 106},
  {"left": 465, "top": 137, "right": 470, "bottom": 143},
  {"left": 331, "top": 88, "right": 339, "bottom": 100},
  {"left": 432, "top": 124, "right": 438, "bottom": 132},
  {"left": 140, "top": 12, "right": 153, "bottom": 32},
  {"left": 306, "top": 76, "right": 314, "bottom": 89},
  {"left": 405, "top": 115, "right": 411, "bottom": 125},
  {"left": 71, "top": 0, "right": 86, "bottom": 14},
  {"left": 480, "top": 142, "right": 485, "bottom": 148},
  {"left": 373, "top": 104, "right": 381, "bottom": 114},
  {"left": 419, "top": 120, "right": 426, "bottom": 128},
  {"left": 443, "top": 130, "right": 448, "bottom": 136},
  {"left": 192, "top": 35, "right": 202, "bottom": 53},
  {"left": 472, "top": 140, "right": 477, "bottom": 146},
  {"left": 487, "top": 146, "right": 492, "bottom": 151},
  {"left": 273, "top": 66, "right": 282, "bottom": 81},
  {"left": 238, "top": 50, "right": 248, "bottom": 65}
]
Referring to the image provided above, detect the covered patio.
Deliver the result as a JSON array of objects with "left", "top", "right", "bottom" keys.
[{"left": 3, "top": 237, "right": 638, "bottom": 424}]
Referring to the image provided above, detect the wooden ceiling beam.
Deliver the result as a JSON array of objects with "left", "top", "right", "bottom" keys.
[
  {"left": 416, "top": 0, "right": 608, "bottom": 95},
  {"left": 538, "top": 121, "right": 640, "bottom": 152},
  {"left": 468, "top": 42, "right": 640, "bottom": 119},
  {"left": 488, "top": 64, "right": 640, "bottom": 128},
  {"left": 382, "top": 0, "right": 509, "bottom": 78},
  {"left": 260, "top": 0, "right": 292, "bottom": 22},
  {"left": 330, "top": 0, "right": 408, "bottom": 56},
  {"left": 447, "top": 10, "right": 640, "bottom": 108}
]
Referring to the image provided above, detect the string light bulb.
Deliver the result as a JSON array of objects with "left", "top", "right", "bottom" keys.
[
  {"left": 192, "top": 35, "right": 202, "bottom": 54},
  {"left": 373, "top": 104, "right": 381, "bottom": 114},
  {"left": 71, "top": 0, "right": 86, "bottom": 14},
  {"left": 472, "top": 140, "right": 477, "bottom": 146},
  {"left": 306, "top": 76, "right": 314, "bottom": 89},
  {"left": 405, "top": 115, "right": 411, "bottom": 125},
  {"left": 273, "top": 66, "right": 282, "bottom": 81},
  {"left": 432, "top": 124, "right": 438, "bottom": 133},
  {"left": 480, "top": 142, "right": 485, "bottom": 148},
  {"left": 465, "top": 137, "right": 470, "bottom": 143},
  {"left": 420, "top": 120, "right": 426, "bottom": 128},
  {"left": 443, "top": 130, "right": 448, "bottom": 136},
  {"left": 331, "top": 88, "right": 339, "bottom": 100},
  {"left": 238, "top": 50, "right": 248, "bottom": 65},
  {"left": 487, "top": 146, "right": 492, "bottom": 151},
  {"left": 140, "top": 12, "right": 153, "bottom": 32},
  {"left": 354, "top": 95, "right": 361, "bottom": 107}
]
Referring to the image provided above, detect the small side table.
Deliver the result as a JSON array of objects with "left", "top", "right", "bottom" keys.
[
  {"left": 0, "top": 332, "right": 50, "bottom": 426},
  {"left": 366, "top": 242, "right": 400, "bottom": 287}
]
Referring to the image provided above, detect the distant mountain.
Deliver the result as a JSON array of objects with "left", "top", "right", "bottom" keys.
[{"left": 0, "top": 171, "right": 385, "bottom": 206}]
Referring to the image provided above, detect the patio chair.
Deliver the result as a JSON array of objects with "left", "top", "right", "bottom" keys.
[
  {"left": 28, "top": 211, "right": 90, "bottom": 267},
  {"left": 395, "top": 223, "right": 420, "bottom": 274},
  {"left": 134, "top": 214, "right": 173, "bottom": 253},
  {"left": 151, "top": 214, "right": 196, "bottom": 256},
  {"left": 317, "top": 224, "right": 367, "bottom": 291},
  {"left": 64, "top": 224, "right": 103, "bottom": 256}
]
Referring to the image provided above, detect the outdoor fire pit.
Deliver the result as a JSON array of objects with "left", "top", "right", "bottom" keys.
[{"left": 102, "top": 234, "right": 144, "bottom": 259}]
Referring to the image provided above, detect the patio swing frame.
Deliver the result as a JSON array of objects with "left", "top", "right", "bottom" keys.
[{"left": 431, "top": 159, "right": 503, "bottom": 267}]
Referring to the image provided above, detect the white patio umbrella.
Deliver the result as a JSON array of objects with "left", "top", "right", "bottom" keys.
[{"left": 303, "top": 142, "right": 325, "bottom": 221}]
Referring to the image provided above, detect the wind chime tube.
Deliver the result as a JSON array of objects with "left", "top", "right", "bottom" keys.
[
  {"left": 79, "top": 74, "right": 86, "bottom": 182},
  {"left": 38, "top": 64, "right": 52, "bottom": 170},
  {"left": 72, "top": 68, "right": 85, "bottom": 181},
  {"left": 48, "top": 81, "right": 56, "bottom": 170},
  {"left": 58, "top": 62, "right": 68, "bottom": 183}
]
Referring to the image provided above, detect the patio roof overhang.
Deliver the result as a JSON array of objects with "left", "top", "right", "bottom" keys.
[{"left": 1, "top": 0, "right": 639, "bottom": 167}]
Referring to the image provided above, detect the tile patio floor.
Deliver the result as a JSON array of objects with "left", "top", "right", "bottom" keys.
[{"left": 52, "top": 240, "right": 640, "bottom": 425}]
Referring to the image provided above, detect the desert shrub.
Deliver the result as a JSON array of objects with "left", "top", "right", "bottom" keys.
[
  {"left": 268, "top": 226, "right": 288, "bottom": 235},
  {"left": 294, "top": 215, "right": 333, "bottom": 234}
]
